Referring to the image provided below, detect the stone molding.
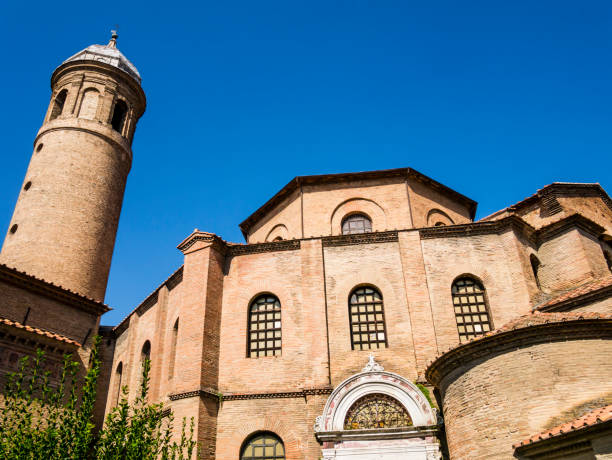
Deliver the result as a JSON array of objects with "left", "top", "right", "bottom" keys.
[
  {"left": 168, "top": 387, "right": 332, "bottom": 402},
  {"left": 322, "top": 231, "right": 399, "bottom": 247},
  {"left": 425, "top": 317, "right": 612, "bottom": 386},
  {"left": 229, "top": 239, "right": 301, "bottom": 255},
  {"left": 419, "top": 215, "right": 536, "bottom": 242}
]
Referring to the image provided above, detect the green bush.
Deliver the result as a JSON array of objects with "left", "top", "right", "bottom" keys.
[{"left": 0, "top": 336, "right": 196, "bottom": 459}]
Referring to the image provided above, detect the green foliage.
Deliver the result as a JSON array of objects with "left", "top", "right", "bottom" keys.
[
  {"left": 416, "top": 383, "right": 435, "bottom": 409},
  {"left": 0, "top": 337, "right": 197, "bottom": 460}
]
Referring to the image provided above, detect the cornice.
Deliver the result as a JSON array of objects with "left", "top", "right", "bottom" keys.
[
  {"left": 419, "top": 215, "right": 536, "bottom": 242},
  {"left": 536, "top": 214, "right": 605, "bottom": 243},
  {"left": 0, "top": 264, "right": 110, "bottom": 317},
  {"left": 229, "top": 239, "right": 301, "bottom": 256},
  {"left": 425, "top": 317, "right": 612, "bottom": 387},
  {"left": 322, "top": 231, "right": 399, "bottom": 247},
  {"left": 169, "top": 386, "right": 333, "bottom": 402},
  {"left": 176, "top": 231, "right": 226, "bottom": 254}
]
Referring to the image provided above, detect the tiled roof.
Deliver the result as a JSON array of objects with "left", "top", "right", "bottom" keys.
[
  {"left": 535, "top": 276, "right": 612, "bottom": 312},
  {"left": 480, "top": 182, "right": 609, "bottom": 221},
  {"left": 514, "top": 404, "right": 612, "bottom": 448},
  {"left": 0, "top": 317, "right": 80, "bottom": 346},
  {"left": 0, "top": 263, "right": 110, "bottom": 314}
]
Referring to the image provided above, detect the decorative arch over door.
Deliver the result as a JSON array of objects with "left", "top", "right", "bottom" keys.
[{"left": 315, "top": 356, "right": 441, "bottom": 460}]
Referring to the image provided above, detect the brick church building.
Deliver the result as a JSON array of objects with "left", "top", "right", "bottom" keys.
[{"left": 1, "top": 35, "right": 612, "bottom": 459}]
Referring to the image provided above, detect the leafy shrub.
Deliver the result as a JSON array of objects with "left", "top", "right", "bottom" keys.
[{"left": 0, "top": 336, "right": 196, "bottom": 459}]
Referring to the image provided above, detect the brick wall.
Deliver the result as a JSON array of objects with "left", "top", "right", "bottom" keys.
[{"left": 438, "top": 337, "right": 612, "bottom": 460}]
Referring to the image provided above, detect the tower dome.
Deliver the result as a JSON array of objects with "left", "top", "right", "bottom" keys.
[{"left": 61, "top": 31, "right": 141, "bottom": 83}]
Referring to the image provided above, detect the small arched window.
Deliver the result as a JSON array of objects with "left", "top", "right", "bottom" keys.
[
  {"left": 604, "top": 250, "right": 612, "bottom": 273},
  {"left": 168, "top": 319, "right": 179, "bottom": 380},
  {"left": 349, "top": 287, "right": 387, "bottom": 350},
  {"left": 50, "top": 89, "right": 68, "bottom": 120},
  {"left": 113, "top": 362, "right": 123, "bottom": 405},
  {"left": 344, "top": 393, "right": 413, "bottom": 430},
  {"left": 342, "top": 214, "right": 372, "bottom": 235},
  {"left": 141, "top": 340, "right": 151, "bottom": 362},
  {"left": 452, "top": 277, "right": 492, "bottom": 343},
  {"left": 111, "top": 99, "right": 128, "bottom": 134},
  {"left": 248, "top": 295, "right": 281, "bottom": 357},
  {"left": 241, "top": 432, "right": 285, "bottom": 460},
  {"left": 530, "top": 254, "right": 542, "bottom": 289}
]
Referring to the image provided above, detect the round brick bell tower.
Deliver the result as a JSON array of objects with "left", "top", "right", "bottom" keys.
[{"left": 0, "top": 32, "right": 146, "bottom": 301}]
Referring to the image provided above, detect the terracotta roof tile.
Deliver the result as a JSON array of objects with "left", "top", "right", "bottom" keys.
[
  {"left": 0, "top": 263, "right": 110, "bottom": 312},
  {"left": 480, "top": 182, "right": 606, "bottom": 221},
  {"left": 514, "top": 404, "right": 612, "bottom": 448},
  {"left": 535, "top": 276, "right": 612, "bottom": 311},
  {"left": 0, "top": 317, "right": 80, "bottom": 346}
]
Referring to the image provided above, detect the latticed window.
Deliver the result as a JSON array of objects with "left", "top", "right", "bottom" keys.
[
  {"left": 241, "top": 433, "right": 285, "bottom": 460},
  {"left": 248, "top": 295, "right": 281, "bottom": 357},
  {"left": 344, "top": 393, "right": 413, "bottom": 430},
  {"left": 452, "top": 277, "right": 492, "bottom": 343},
  {"left": 349, "top": 287, "right": 387, "bottom": 350},
  {"left": 342, "top": 214, "right": 372, "bottom": 235}
]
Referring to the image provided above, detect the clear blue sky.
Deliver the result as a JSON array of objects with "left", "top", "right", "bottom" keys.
[{"left": 1, "top": 1, "right": 610, "bottom": 325}]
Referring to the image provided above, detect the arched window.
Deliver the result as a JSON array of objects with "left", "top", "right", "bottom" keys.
[
  {"left": 50, "top": 89, "right": 67, "bottom": 120},
  {"left": 349, "top": 287, "right": 387, "bottom": 350},
  {"left": 344, "top": 393, "right": 413, "bottom": 430},
  {"left": 168, "top": 319, "right": 178, "bottom": 380},
  {"left": 78, "top": 88, "right": 99, "bottom": 120},
  {"left": 141, "top": 340, "right": 151, "bottom": 363},
  {"left": 530, "top": 254, "right": 542, "bottom": 289},
  {"left": 342, "top": 214, "right": 372, "bottom": 235},
  {"left": 241, "top": 432, "right": 285, "bottom": 460},
  {"left": 452, "top": 277, "right": 492, "bottom": 343},
  {"left": 248, "top": 295, "right": 281, "bottom": 357},
  {"left": 111, "top": 99, "right": 128, "bottom": 134},
  {"left": 113, "top": 362, "right": 123, "bottom": 405}
]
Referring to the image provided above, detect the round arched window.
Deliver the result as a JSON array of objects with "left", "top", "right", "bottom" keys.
[
  {"left": 342, "top": 214, "right": 372, "bottom": 235},
  {"left": 241, "top": 432, "right": 285, "bottom": 459},
  {"left": 344, "top": 393, "right": 413, "bottom": 430}
]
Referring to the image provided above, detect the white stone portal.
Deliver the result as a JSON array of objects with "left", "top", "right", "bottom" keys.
[{"left": 315, "top": 356, "right": 441, "bottom": 460}]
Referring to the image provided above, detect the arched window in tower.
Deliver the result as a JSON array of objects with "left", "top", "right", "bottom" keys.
[
  {"left": 113, "top": 362, "right": 123, "bottom": 406},
  {"left": 168, "top": 319, "right": 179, "bottom": 380},
  {"left": 141, "top": 340, "right": 151, "bottom": 365},
  {"left": 349, "top": 286, "right": 388, "bottom": 350},
  {"left": 604, "top": 249, "right": 612, "bottom": 273},
  {"left": 344, "top": 393, "right": 413, "bottom": 430},
  {"left": 111, "top": 99, "right": 128, "bottom": 134},
  {"left": 248, "top": 294, "right": 281, "bottom": 357},
  {"left": 50, "top": 89, "right": 68, "bottom": 120},
  {"left": 342, "top": 213, "right": 372, "bottom": 235},
  {"left": 452, "top": 277, "right": 492, "bottom": 343},
  {"left": 78, "top": 88, "right": 99, "bottom": 120},
  {"left": 530, "top": 254, "right": 542, "bottom": 289},
  {"left": 241, "top": 432, "right": 285, "bottom": 460}
]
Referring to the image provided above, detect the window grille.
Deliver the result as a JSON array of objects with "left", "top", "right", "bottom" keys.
[
  {"left": 344, "top": 393, "right": 412, "bottom": 429},
  {"left": 349, "top": 287, "right": 387, "bottom": 350},
  {"left": 342, "top": 214, "right": 372, "bottom": 235},
  {"left": 248, "top": 295, "right": 281, "bottom": 357},
  {"left": 451, "top": 277, "right": 492, "bottom": 343},
  {"left": 241, "top": 433, "right": 285, "bottom": 460}
]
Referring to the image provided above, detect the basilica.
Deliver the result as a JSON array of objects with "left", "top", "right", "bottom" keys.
[{"left": 0, "top": 34, "right": 611, "bottom": 459}]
